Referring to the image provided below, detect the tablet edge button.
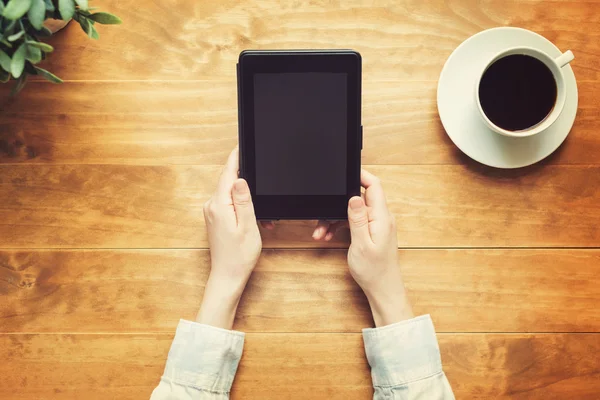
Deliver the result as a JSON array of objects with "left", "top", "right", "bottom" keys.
[{"left": 360, "top": 125, "right": 363, "bottom": 149}]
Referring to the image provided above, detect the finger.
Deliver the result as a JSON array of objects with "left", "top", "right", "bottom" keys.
[
  {"left": 324, "top": 221, "right": 347, "bottom": 241},
  {"left": 232, "top": 179, "right": 256, "bottom": 228},
  {"left": 347, "top": 196, "right": 373, "bottom": 245},
  {"left": 360, "top": 168, "right": 380, "bottom": 188},
  {"left": 215, "top": 147, "right": 240, "bottom": 204},
  {"left": 260, "top": 221, "right": 275, "bottom": 230},
  {"left": 312, "top": 220, "right": 330, "bottom": 240},
  {"left": 360, "top": 169, "right": 388, "bottom": 215}
]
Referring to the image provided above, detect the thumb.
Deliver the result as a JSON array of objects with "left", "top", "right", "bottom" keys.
[
  {"left": 348, "top": 196, "right": 372, "bottom": 245},
  {"left": 232, "top": 179, "right": 256, "bottom": 228}
]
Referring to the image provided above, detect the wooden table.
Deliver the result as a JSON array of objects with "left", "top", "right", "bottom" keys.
[{"left": 1, "top": 1, "right": 600, "bottom": 398}]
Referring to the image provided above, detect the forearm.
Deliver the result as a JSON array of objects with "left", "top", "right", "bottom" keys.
[
  {"left": 196, "top": 273, "right": 247, "bottom": 330},
  {"left": 363, "top": 269, "right": 414, "bottom": 327},
  {"left": 364, "top": 285, "right": 414, "bottom": 327},
  {"left": 362, "top": 273, "right": 453, "bottom": 399},
  {"left": 151, "top": 272, "right": 249, "bottom": 400}
]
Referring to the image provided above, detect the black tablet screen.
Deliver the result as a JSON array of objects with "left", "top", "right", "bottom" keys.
[{"left": 253, "top": 72, "right": 347, "bottom": 195}]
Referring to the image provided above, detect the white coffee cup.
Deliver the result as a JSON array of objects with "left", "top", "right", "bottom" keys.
[{"left": 475, "top": 47, "right": 574, "bottom": 138}]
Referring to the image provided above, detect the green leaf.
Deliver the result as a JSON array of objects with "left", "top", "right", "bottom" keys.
[
  {"left": 77, "top": 15, "right": 90, "bottom": 35},
  {"left": 88, "top": 12, "right": 122, "bottom": 24},
  {"left": 0, "top": 50, "right": 11, "bottom": 72},
  {"left": 58, "top": 0, "right": 75, "bottom": 20},
  {"left": 0, "top": 38, "right": 13, "bottom": 48},
  {"left": 25, "top": 44, "right": 42, "bottom": 63},
  {"left": 35, "top": 66, "right": 62, "bottom": 83},
  {"left": 0, "top": 1, "right": 4, "bottom": 13},
  {"left": 27, "top": 0, "right": 46, "bottom": 30},
  {"left": 74, "top": 0, "right": 88, "bottom": 11},
  {"left": 5, "top": 20, "right": 17, "bottom": 34},
  {"left": 26, "top": 40, "right": 54, "bottom": 52},
  {"left": 0, "top": 68, "right": 10, "bottom": 83},
  {"left": 7, "top": 30, "right": 26, "bottom": 41},
  {"left": 10, "top": 43, "right": 27, "bottom": 78},
  {"left": 2, "top": 0, "right": 33, "bottom": 20},
  {"left": 88, "top": 23, "right": 99, "bottom": 39},
  {"left": 10, "top": 73, "right": 27, "bottom": 96},
  {"left": 44, "top": 0, "right": 55, "bottom": 12}
]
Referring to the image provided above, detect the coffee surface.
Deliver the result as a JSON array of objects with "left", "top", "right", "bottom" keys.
[{"left": 479, "top": 54, "right": 557, "bottom": 131}]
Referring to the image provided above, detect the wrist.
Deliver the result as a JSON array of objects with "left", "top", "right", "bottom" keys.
[
  {"left": 365, "top": 285, "right": 414, "bottom": 328},
  {"left": 195, "top": 273, "right": 247, "bottom": 330},
  {"left": 206, "top": 270, "right": 249, "bottom": 299}
]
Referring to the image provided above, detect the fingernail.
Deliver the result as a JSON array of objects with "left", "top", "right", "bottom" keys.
[
  {"left": 349, "top": 197, "right": 363, "bottom": 210},
  {"left": 325, "top": 232, "right": 334, "bottom": 241},
  {"left": 234, "top": 180, "right": 248, "bottom": 194},
  {"left": 313, "top": 227, "right": 323, "bottom": 238}
]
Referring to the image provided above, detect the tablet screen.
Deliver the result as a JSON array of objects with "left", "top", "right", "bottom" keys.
[{"left": 253, "top": 72, "right": 347, "bottom": 195}]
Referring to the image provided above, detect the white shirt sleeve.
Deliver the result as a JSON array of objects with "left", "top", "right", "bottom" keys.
[
  {"left": 362, "top": 315, "right": 455, "bottom": 399},
  {"left": 150, "top": 320, "right": 244, "bottom": 400},
  {"left": 151, "top": 315, "right": 455, "bottom": 400}
]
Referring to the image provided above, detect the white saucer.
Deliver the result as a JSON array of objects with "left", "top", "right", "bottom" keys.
[{"left": 437, "top": 27, "right": 578, "bottom": 169}]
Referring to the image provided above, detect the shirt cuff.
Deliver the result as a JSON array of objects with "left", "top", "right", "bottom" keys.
[
  {"left": 362, "top": 314, "right": 443, "bottom": 388},
  {"left": 162, "top": 319, "right": 245, "bottom": 393}
]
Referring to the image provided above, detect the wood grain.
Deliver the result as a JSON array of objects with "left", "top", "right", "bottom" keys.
[
  {"left": 1, "top": 333, "right": 598, "bottom": 399},
  {"left": 2, "top": 0, "right": 600, "bottom": 397},
  {"left": 2, "top": 165, "right": 600, "bottom": 248},
  {"left": 2, "top": 80, "right": 600, "bottom": 165},
  {"left": 438, "top": 333, "right": 600, "bottom": 399},
  {"left": 26, "top": 0, "right": 600, "bottom": 81},
  {"left": 1, "top": 249, "right": 599, "bottom": 334}
]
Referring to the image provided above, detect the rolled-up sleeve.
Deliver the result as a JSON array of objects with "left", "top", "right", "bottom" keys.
[
  {"left": 362, "top": 315, "right": 455, "bottom": 399},
  {"left": 151, "top": 320, "right": 245, "bottom": 400}
]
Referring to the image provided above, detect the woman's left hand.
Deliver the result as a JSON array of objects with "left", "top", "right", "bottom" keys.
[{"left": 196, "top": 147, "right": 262, "bottom": 329}]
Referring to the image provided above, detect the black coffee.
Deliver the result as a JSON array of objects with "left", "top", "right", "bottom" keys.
[{"left": 478, "top": 54, "right": 557, "bottom": 131}]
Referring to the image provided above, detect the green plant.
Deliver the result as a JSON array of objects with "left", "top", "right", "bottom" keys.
[{"left": 0, "top": 0, "right": 121, "bottom": 95}]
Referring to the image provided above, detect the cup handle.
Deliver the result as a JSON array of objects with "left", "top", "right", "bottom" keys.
[{"left": 555, "top": 50, "right": 574, "bottom": 68}]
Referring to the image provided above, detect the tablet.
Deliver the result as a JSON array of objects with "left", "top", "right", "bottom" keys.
[{"left": 237, "top": 50, "right": 362, "bottom": 220}]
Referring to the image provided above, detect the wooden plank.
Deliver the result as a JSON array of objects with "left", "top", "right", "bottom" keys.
[
  {"left": 1, "top": 165, "right": 600, "bottom": 248},
  {"left": 2, "top": 249, "right": 599, "bottom": 333},
  {"left": 0, "top": 249, "right": 367, "bottom": 333},
  {"left": 2, "top": 80, "right": 600, "bottom": 165},
  {"left": 0, "top": 164, "right": 212, "bottom": 249},
  {"left": 384, "top": 164, "right": 600, "bottom": 247},
  {"left": 0, "top": 333, "right": 598, "bottom": 399},
  {"left": 23, "top": 0, "right": 600, "bottom": 81},
  {"left": 438, "top": 333, "right": 600, "bottom": 399}
]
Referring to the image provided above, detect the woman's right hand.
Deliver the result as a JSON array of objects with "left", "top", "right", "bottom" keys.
[{"left": 347, "top": 169, "right": 414, "bottom": 327}]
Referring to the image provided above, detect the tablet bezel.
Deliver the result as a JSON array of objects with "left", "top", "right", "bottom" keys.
[{"left": 238, "top": 50, "right": 361, "bottom": 220}]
